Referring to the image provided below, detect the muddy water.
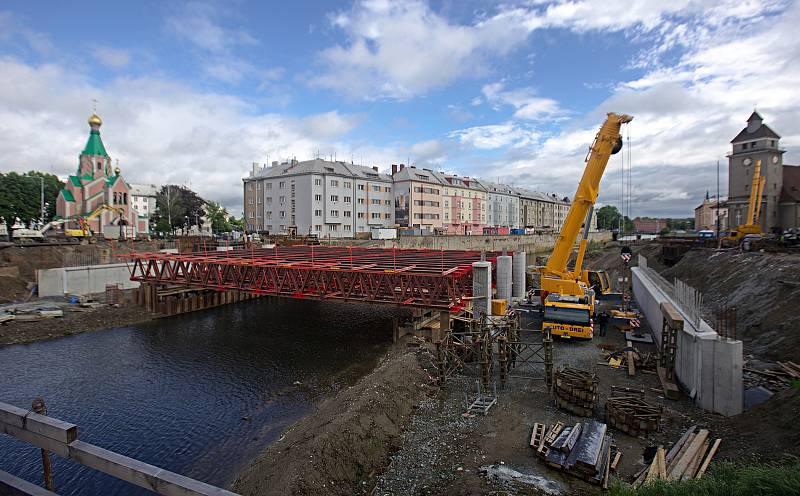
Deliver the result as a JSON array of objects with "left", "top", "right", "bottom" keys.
[{"left": 0, "top": 298, "right": 408, "bottom": 495}]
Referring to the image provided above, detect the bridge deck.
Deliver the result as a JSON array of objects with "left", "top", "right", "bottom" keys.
[{"left": 124, "top": 245, "right": 497, "bottom": 310}]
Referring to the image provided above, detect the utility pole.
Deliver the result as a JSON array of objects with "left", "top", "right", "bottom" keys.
[{"left": 40, "top": 176, "right": 45, "bottom": 224}]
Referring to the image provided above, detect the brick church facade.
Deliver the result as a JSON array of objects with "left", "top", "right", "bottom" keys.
[{"left": 56, "top": 113, "right": 146, "bottom": 236}]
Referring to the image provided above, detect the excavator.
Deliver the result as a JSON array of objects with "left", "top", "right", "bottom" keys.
[
  {"left": 537, "top": 112, "right": 633, "bottom": 339},
  {"left": 722, "top": 159, "right": 765, "bottom": 246}
]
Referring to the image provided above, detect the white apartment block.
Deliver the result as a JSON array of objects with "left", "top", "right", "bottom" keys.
[
  {"left": 480, "top": 180, "right": 520, "bottom": 229},
  {"left": 129, "top": 183, "right": 158, "bottom": 233},
  {"left": 243, "top": 159, "right": 394, "bottom": 238}
]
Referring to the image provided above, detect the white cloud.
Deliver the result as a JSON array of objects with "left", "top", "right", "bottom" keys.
[
  {"left": 312, "top": 0, "right": 535, "bottom": 100},
  {"left": 449, "top": 123, "right": 540, "bottom": 150},
  {"left": 91, "top": 46, "right": 131, "bottom": 69},
  {"left": 0, "top": 56, "right": 366, "bottom": 215},
  {"left": 481, "top": 82, "right": 565, "bottom": 121}
]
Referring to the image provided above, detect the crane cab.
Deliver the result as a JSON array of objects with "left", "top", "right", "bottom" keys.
[{"left": 542, "top": 293, "right": 593, "bottom": 339}]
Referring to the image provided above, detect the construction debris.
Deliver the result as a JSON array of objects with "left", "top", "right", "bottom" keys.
[
  {"left": 633, "top": 426, "right": 722, "bottom": 487},
  {"left": 543, "top": 420, "right": 612, "bottom": 486},
  {"left": 605, "top": 396, "right": 663, "bottom": 437},
  {"left": 553, "top": 366, "right": 598, "bottom": 417}
]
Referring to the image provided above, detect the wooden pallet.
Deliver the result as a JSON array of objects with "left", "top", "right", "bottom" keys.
[{"left": 530, "top": 423, "right": 547, "bottom": 449}]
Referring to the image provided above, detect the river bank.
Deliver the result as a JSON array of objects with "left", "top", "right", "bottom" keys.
[
  {"left": 232, "top": 340, "right": 432, "bottom": 495},
  {"left": 0, "top": 301, "right": 154, "bottom": 346}
]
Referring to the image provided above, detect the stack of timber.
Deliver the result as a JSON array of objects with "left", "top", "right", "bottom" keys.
[
  {"left": 531, "top": 421, "right": 565, "bottom": 459},
  {"left": 543, "top": 420, "right": 613, "bottom": 487},
  {"left": 554, "top": 366, "right": 598, "bottom": 417},
  {"left": 605, "top": 396, "right": 663, "bottom": 436},
  {"left": 632, "top": 426, "right": 722, "bottom": 487}
]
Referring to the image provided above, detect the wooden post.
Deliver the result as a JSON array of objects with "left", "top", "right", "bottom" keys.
[
  {"left": 30, "top": 398, "right": 54, "bottom": 491},
  {"left": 392, "top": 318, "right": 400, "bottom": 343}
]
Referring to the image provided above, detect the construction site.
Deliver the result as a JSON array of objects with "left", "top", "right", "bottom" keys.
[{"left": 2, "top": 114, "right": 799, "bottom": 496}]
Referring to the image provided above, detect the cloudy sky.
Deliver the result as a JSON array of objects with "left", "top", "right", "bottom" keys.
[{"left": 1, "top": 0, "right": 797, "bottom": 217}]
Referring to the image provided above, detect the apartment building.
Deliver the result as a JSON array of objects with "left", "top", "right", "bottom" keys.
[
  {"left": 435, "top": 172, "right": 487, "bottom": 235},
  {"left": 243, "top": 159, "right": 394, "bottom": 238},
  {"left": 391, "top": 164, "right": 444, "bottom": 230},
  {"left": 552, "top": 194, "right": 571, "bottom": 231},
  {"left": 129, "top": 183, "right": 158, "bottom": 233},
  {"left": 481, "top": 180, "right": 519, "bottom": 229}
]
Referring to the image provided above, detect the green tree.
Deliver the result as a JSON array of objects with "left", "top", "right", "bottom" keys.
[
  {"left": 153, "top": 185, "right": 205, "bottom": 234},
  {"left": 0, "top": 171, "right": 63, "bottom": 225},
  {"left": 596, "top": 205, "right": 622, "bottom": 230},
  {"left": 205, "top": 201, "right": 232, "bottom": 233},
  {"left": 228, "top": 216, "right": 244, "bottom": 231}
]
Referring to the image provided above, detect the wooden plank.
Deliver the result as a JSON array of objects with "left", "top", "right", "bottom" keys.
[
  {"left": 682, "top": 439, "right": 709, "bottom": 480},
  {"left": 667, "top": 432, "right": 696, "bottom": 472},
  {"left": 656, "top": 446, "right": 667, "bottom": 479},
  {"left": 602, "top": 445, "right": 612, "bottom": 489},
  {"left": 0, "top": 469, "right": 60, "bottom": 496},
  {"left": 666, "top": 426, "right": 696, "bottom": 465},
  {"left": 660, "top": 302, "right": 683, "bottom": 328},
  {"left": 68, "top": 440, "right": 239, "bottom": 496},
  {"left": 694, "top": 439, "right": 721, "bottom": 479},
  {"left": 657, "top": 366, "right": 681, "bottom": 399},
  {"left": 0, "top": 402, "right": 78, "bottom": 444},
  {"left": 626, "top": 340, "right": 635, "bottom": 376},
  {"left": 0, "top": 421, "right": 70, "bottom": 458},
  {"left": 610, "top": 452, "right": 621, "bottom": 472},
  {"left": 668, "top": 429, "right": 708, "bottom": 480}
]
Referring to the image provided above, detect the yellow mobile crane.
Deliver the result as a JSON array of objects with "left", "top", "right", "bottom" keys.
[
  {"left": 539, "top": 112, "right": 633, "bottom": 339},
  {"left": 723, "top": 159, "right": 765, "bottom": 245}
]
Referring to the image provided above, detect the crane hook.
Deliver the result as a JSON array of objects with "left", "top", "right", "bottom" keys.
[{"left": 611, "top": 136, "right": 623, "bottom": 155}]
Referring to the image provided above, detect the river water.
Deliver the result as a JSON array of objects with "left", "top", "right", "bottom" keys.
[{"left": 0, "top": 298, "right": 409, "bottom": 495}]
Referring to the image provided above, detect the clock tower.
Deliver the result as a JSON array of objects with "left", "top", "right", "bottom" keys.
[{"left": 727, "top": 112, "right": 784, "bottom": 232}]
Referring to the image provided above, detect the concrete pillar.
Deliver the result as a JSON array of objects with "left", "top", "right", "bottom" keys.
[
  {"left": 472, "top": 261, "right": 492, "bottom": 317},
  {"left": 512, "top": 251, "right": 526, "bottom": 299},
  {"left": 436, "top": 311, "right": 450, "bottom": 342},
  {"left": 496, "top": 255, "right": 512, "bottom": 303}
]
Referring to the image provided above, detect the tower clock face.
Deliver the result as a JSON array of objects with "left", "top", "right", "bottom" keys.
[
  {"left": 743, "top": 157, "right": 752, "bottom": 166},
  {"left": 772, "top": 155, "right": 779, "bottom": 164}
]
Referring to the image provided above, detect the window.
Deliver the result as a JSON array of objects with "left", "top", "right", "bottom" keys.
[
  {"left": 265, "top": 183, "right": 272, "bottom": 190},
  {"left": 97, "top": 161, "right": 102, "bottom": 170},
  {"left": 413, "top": 187, "right": 439, "bottom": 194},
  {"left": 328, "top": 225, "right": 338, "bottom": 231},
  {"left": 331, "top": 179, "right": 339, "bottom": 187},
  {"left": 248, "top": 183, "right": 254, "bottom": 191},
  {"left": 279, "top": 211, "right": 286, "bottom": 219},
  {"left": 279, "top": 195, "right": 286, "bottom": 204},
  {"left": 315, "top": 225, "right": 322, "bottom": 231},
  {"left": 249, "top": 212, "right": 255, "bottom": 219},
  {"left": 344, "top": 225, "right": 351, "bottom": 231},
  {"left": 113, "top": 192, "right": 117, "bottom": 204},
  {"left": 265, "top": 197, "right": 272, "bottom": 204},
  {"left": 384, "top": 200, "right": 390, "bottom": 205},
  {"left": 344, "top": 181, "right": 351, "bottom": 188},
  {"left": 344, "top": 196, "right": 352, "bottom": 203},
  {"left": 257, "top": 196, "right": 262, "bottom": 204},
  {"left": 414, "top": 200, "right": 440, "bottom": 207},
  {"left": 266, "top": 212, "right": 272, "bottom": 219},
  {"left": 330, "top": 210, "right": 339, "bottom": 217},
  {"left": 357, "top": 198, "right": 365, "bottom": 205},
  {"left": 279, "top": 181, "right": 286, "bottom": 188},
  {"left": 371, "top": 199, "right": 381, "bottom": 205},
  {"left": 372, "top": 185, "right": 381, "bottom": 192},
  {"left": 343, "top": 211, "right": 352, "bottom": 218},
  {"left": 357, "top": 212, "right": 365, "bottom": 219},
  {"left": 314, "top": 178, "right": 322, "bottom": 186},
  {"left": 314, "top": 210, "right": 322, "bottom": 216},
  {"left": 123, "top": 193, "right": 127, "bottom": 204},
  {"left": 384, "top": 186, "right": 391, "bottom": 192},
  {"left": 371, "top": 213, "right": 380, "bottom": 219},
  {"left": 384, "top": 213, "right": 390, "bottom": 219},
  {"left": 331, "top": 195, "right": 339, "bottom": 202}
]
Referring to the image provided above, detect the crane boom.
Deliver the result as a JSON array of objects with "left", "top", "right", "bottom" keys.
[
  {"left": 746, "top": 159, "right": 763, "bottom": 225},
  {"left": 543, "top": 113, "right": 633, "bottom": 278}
]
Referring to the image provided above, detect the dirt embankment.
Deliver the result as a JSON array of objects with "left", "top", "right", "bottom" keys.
[
  {"left": 0, "top": 303, "right": 154, "bottom": 346},
  {"left": 232, "top": 348, "right": 431, "bottom": 496},
  {"left": 661, "top": 249, "right": 800, "bottom": 362},
  {"left": 0, "top": 244, "right": 114, "bottom": 301}
]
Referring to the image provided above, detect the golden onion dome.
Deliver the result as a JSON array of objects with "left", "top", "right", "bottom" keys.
[
  {"left": 114, "top": 166, "right": 121, "bottom": 176},
  {"left": 88, "top": 113, "right": 102, "bottom": 127}
]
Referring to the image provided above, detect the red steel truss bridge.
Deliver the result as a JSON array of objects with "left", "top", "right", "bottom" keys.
[{"left": 123, "top": 245, "right": 497, "bottom": 311}]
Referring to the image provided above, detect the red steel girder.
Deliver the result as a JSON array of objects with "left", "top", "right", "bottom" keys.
[{"left": 124, "top": 245, "right": 498, "bottom": 310}]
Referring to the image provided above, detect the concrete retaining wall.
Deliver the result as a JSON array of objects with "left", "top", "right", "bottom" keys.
[
  {"left": 377, "top": 231, "right": 612, "bottom": 253},
  {"left": 37, "top": 263, "right": 139, "bottom": 297},
  {"left": 632, "top": 266, "right": 742, "bottom": 416}
]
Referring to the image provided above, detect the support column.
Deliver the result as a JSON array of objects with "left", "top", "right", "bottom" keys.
[
  {"left": 496, "top": 255, "right": 513, "bottom": 304},
  {"left": 472, "top": 261, "right": 492, "bottom": 317},
  {"left": 512, "top": 251, "right": 526, "bottom": 300}
]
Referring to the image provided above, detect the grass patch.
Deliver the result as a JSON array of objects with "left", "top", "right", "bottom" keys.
[{"left": 608, "top": 458, "right": 800, "bottom": 496}]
